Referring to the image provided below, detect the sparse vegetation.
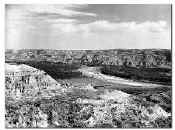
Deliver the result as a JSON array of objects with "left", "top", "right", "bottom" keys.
[
  {"left": 5, "top": 90, "right": 172, "bottom": 128},
  {"left": 100, "top": 65, "right": 172, "bottom": 85},
  {"left": 7, "top": 61, "right": 81, "bottom": 79},
  {"left": 5, "top": 49, "right": 172, "bottom": 128}
]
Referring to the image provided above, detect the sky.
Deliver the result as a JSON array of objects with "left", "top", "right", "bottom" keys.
[{"left": 5, "top": 4, "right": 171, "bottom": 50}]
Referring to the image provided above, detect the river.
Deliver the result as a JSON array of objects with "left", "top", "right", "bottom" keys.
[{"left": 56, "top": 66, "right": 171, "bottom": 95}]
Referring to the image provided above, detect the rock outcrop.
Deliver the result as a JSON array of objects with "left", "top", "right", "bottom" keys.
[
  {"left": 5, "top": 49, "right": 172, "bottom": 128},
  {"left": 5, "top": 63, "right": 62, "bottom": 100},
  {"left": 6, "top": 49, "right": 171, "bottom": 68},
  {"left": 75, "top": 89, "right": 171, "bottom": 128},
  {"left": 5, "top": 76, "right": 171, "bottom": 128}
]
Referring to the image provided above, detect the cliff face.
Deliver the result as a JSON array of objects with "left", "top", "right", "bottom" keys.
[
  {"left": 5, "top": 63, "right": 61, "bottom": 100},
  {"left": 5, "top": 49, "right": 171, "bottom": 68},
  {"left": 80, "top": 50, "right": 171, "bottom": 68}
]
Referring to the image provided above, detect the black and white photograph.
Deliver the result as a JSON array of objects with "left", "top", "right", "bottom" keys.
[{"left": 4, "top": 4, "right": 172, "bottom": 128}]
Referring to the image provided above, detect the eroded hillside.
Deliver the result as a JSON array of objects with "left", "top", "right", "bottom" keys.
[
  {"left": 5, "top": 63, "right": 64, "bottom": 101},
  {"left": 5, "top": 49, "right": 172, "bottom": 85},
  {"left": 5, "top": 63, "right": 172, "bottom": 128},
  {"left": 6, "top": 49, "right": 171, "bottom": 68}
]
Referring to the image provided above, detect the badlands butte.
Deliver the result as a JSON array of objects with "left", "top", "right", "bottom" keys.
[{"left": 5, "top": 49, "right": 172, "bottom": 128}]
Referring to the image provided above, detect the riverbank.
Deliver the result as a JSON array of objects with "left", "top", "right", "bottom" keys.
[
  {"left": 78, "top": 66, "right": 171, "bottom": 88},
  {"left": 100, "top": 65, "right": 171, "bottom": 85}
]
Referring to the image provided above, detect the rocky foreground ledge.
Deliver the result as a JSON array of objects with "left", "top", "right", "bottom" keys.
[
  {"left": 5, "top": 63, "right": 172, "bottom": 128},
  {"left": 5, "top": 63, "right": 65, "bottom": 101}
]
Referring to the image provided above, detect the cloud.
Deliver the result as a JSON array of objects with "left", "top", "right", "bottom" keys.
[
  {"left": 81, "top": 20, "right": 168, "bottom": 33},
  {"left": 31, "top": 5, "right": 96, "bottom": 17},
  {"left": 6, "top": 5, "right": 170, "bottom": 49},
  {"left": 6, "top": 4, "right": 96, "bottom": 30},
  {"left": 45, "top": 20, "right": 170, "bottom": 49},
  {"left": 46, "top": 18, "right": 78, "bottom": 24},
  {"left": 48, "top": 19, "right": 169, "bottom": 34},
  {"left": 6, "top": 4, "right": 97, "bottom": 18}
]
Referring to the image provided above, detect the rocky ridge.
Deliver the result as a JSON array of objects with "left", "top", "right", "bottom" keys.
[
  {"left": 6, "top": 49, "right": 171, "bottom": 68},
  {"left": 5, "top": 63, "right": 63, "bottom": 101}
]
